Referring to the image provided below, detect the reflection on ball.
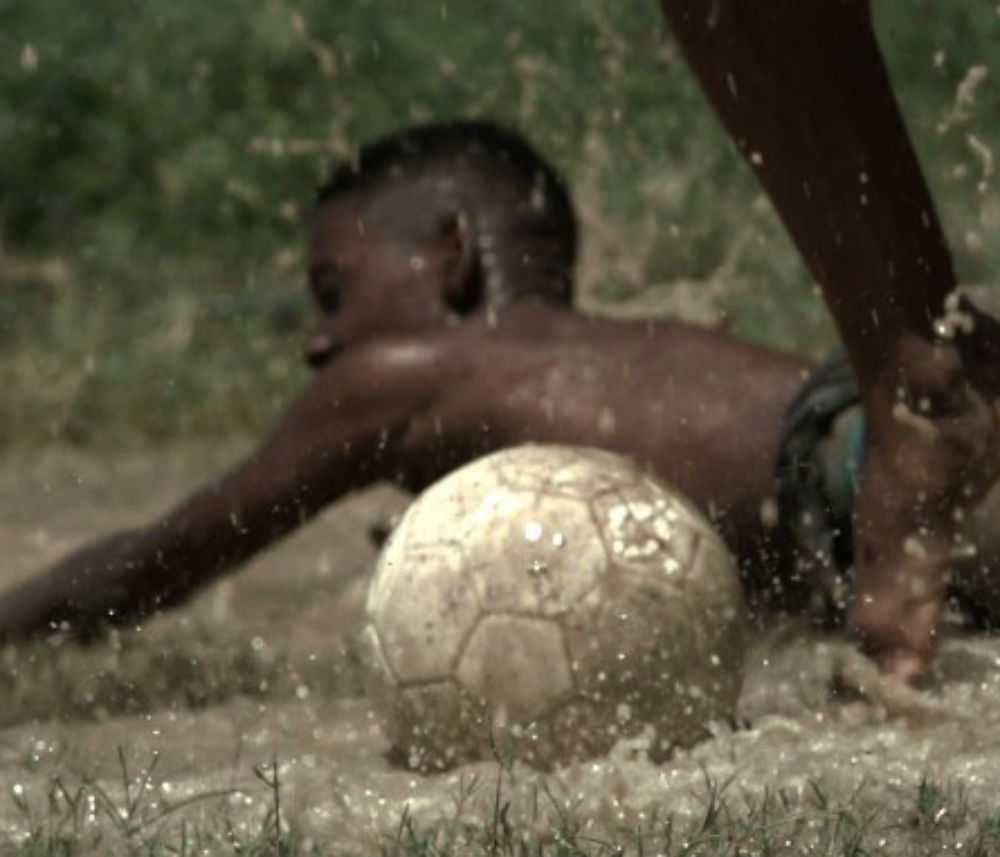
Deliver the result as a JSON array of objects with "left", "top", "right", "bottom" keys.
[{"left": 361, "top": 444, "right": 746, "bottom": 770}]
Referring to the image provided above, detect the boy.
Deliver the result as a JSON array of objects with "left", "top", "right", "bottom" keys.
[{"left": 0, "top": 121, "right": 811, "bottom": 640}]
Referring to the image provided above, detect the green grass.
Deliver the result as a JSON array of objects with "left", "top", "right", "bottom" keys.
[
  {"left": 3, "top": 749, "right": 299, "bottom": 857},
  {"left": 4, "top": 607, "right": 999, "bottom": 855},
  {"left": 2, "top": 1, "right": 999, "bottom": 449},
  {"left": 4, "top": 757, "right": 1000, "bottom": 856}
]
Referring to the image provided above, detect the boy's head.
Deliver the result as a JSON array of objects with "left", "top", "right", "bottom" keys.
[{"left": 306, "top": 120, "right": 577, "bottom": 366}]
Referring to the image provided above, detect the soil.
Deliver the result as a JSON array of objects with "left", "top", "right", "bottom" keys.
[{"left": 1, "top": 444, "right": 999, "bottom": 851}]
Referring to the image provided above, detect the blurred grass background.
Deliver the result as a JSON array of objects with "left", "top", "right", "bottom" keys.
[{"left": 1, "top": 0, "right": 998, "bottom": 450}]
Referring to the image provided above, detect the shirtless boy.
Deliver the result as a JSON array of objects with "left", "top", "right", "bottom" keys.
[
  {"left": 0, "top": 120, "right": 813, "bottom": 644},
  {"left": 1, "top": 113, "right": 997, "bottom": 686}
]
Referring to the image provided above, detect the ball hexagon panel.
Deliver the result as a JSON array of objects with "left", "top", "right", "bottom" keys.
[
  {"left": 639, "top": 474, "right": 721, "bottom": 539},
  {"left": 461, "top": 490, "right": 607, "bottom": 617},
  {"left": 675, "top": 536, "right": 747, "bottom": 686},
  {"left": 590, "top": 487, "right": 699, "bottom": 580},
  {"left": 561, "top": 554, "right": 743, "bottom": 753},
  {"left": 455, "top": 613, "right": 573, "bottom": 724},
  {"left": 562, "top": 580, "right": 688, "bottom": 700},
  {"left": 368, "top": 541, "right": 481, "bottom": 683},
  {"left": 391, "top": 474, "right": 483, "bottom": 554}
]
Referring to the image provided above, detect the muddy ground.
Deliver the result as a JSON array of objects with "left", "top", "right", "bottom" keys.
[{"left": 1, "top": 444, "right": 1000, "bottom": 852}]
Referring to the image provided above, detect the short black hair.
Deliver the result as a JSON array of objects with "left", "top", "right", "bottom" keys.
[{"left": 317, "top": 120, "right": 577, "bottom": 305}]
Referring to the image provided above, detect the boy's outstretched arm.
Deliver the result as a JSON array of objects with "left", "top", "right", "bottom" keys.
[{"left": 0, "top": 346, "right": 435, "bottom": 640}]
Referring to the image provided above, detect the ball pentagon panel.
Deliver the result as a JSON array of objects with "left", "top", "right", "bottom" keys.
[{"left": 461, "top": 489, "right": 606, "bottom": 617}]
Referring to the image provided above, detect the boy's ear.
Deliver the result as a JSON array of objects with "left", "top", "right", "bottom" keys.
[{"left": 435, "top": 213, "right": 483, "bottom": 314}]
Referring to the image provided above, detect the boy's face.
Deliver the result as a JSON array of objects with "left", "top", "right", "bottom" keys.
[{"left": 305, "top": 192, "right": 459, "bottom": 369}]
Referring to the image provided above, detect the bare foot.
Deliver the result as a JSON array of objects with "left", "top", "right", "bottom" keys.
[
  {"left": 830, "top": 645, "right": 953, "bottom": 725},
  {"left": 849, "top": 333, "right": 1000, "bottom": 682}
]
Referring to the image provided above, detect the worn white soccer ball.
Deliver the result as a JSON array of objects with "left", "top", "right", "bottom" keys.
[{"left": 361, "top": 444, "right": 746, "bottom": 770}]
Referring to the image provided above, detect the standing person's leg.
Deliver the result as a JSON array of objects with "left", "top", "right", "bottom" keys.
[{"left": 657, "top": 0, "right": 999, "bottom": 680}]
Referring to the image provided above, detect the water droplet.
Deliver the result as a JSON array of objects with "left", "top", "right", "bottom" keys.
[{"left": 527, "top": 559, "right": 548, "bottom": 577}]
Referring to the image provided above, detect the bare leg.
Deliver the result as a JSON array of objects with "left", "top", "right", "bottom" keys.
[{"left": 658, "top": 0, "right": 999, "bottom": 680}]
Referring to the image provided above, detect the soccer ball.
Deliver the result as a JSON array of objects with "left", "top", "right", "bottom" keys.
[{"left": 361, "top": 444, "right": 746, "bottom": 770}]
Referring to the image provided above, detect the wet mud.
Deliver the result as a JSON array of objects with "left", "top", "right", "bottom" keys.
[{"left": 2, "top": 446, "right": 1000, "bottom": 851}]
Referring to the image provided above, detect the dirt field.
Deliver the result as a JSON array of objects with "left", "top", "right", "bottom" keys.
[{"left": 2, "top": 445, "right": 1000, "bottom": 853}]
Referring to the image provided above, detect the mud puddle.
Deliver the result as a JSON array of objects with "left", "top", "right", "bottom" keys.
[{"left": 2, "top": 446, "right": 1000, "bottom": 851}]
